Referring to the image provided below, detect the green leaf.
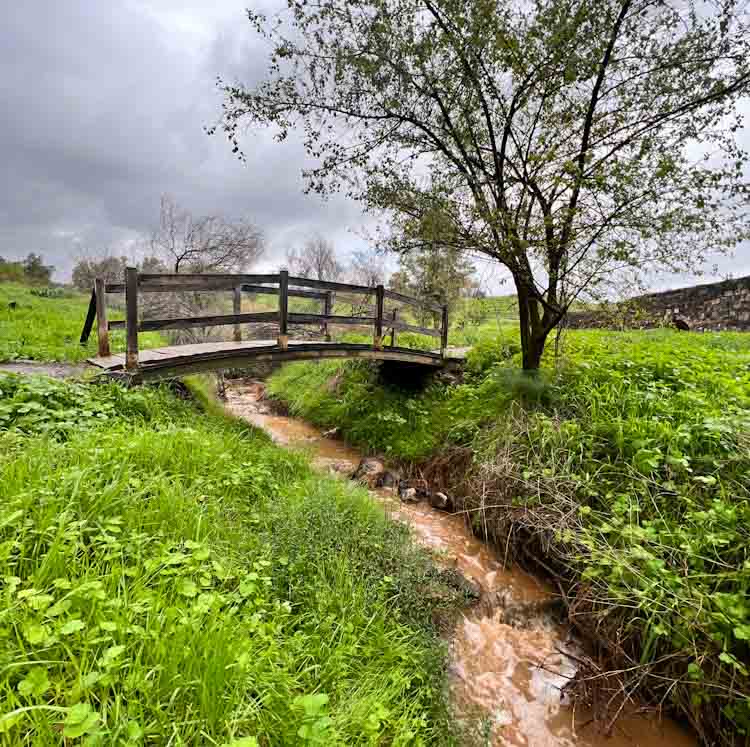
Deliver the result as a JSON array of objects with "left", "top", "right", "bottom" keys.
[
  {"left": 178, "top": 579, "right": 198, "bottom": 598},
  {"left": 63, "top": 703, "right": 100, "bottom": 739},
  {"left": 18, "top": 667, "right": 50, "bottom": 698},
  {"left": 101, "top": 644, "right": 126, "bottom": 668},
  {"left": 60, "top": 619, "right": 86, "bottom": 636},
  {"left": 293, "top": 692, "right": 330, "bottom": 718},
  {"left": 22, "top": 622, "right": 49, "bottom": 645},
  {"left": 126, "top": 721, "right": 144, "bottom": 740}
]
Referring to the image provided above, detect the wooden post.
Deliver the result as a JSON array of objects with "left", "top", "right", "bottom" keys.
[
  {"left": 374, "top": 284, "right": 384, "bottom": 349},
  {"left": 278, "top": 270, "right": 289, "bottom": 350},
  {"left": 79, "top": 288, "right": 97, "bottom": 344},
  {"left": 323, "top": 291, "right": 332, "bottom": 341},
  {"left": 233, "top": 286, "right": 242, "bottom": 342},
  {"left": 440, "top": 304, "right": 449, "bottom": 358},
  {"left": 94, "top": 277, "right": 110, "bottom": 357},
  {"left": 125, "top": 267, "right": 139, "bottom": 371},
  {"left": 390, "top": 308, "right": 398, "bottom": 348}
]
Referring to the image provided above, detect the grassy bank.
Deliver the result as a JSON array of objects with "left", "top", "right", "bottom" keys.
[
  {"left": 267, "top": 328, "right": 750, "bottom": 745},
  {"left": 0, "top": 373, "right": 467, "bottom": 744},
  {"left": 0, "top": 283, "right": 163, "bottom": 363}
]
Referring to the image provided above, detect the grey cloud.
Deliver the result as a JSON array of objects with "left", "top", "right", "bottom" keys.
[
  {"left": 0, "top": 0, "right": 746, "bottom": 291},
  {"left": 0, "top": 0, "right": 371, "bottom": 279}
]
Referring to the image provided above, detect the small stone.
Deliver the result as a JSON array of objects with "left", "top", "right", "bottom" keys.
[
  {"left": 399, "top": 487, "right": 419, "bottom": 503},
  {"left": 429, "top": 491, "right": 453, "bottom": 512},
  {"left": 351, "top": 457, "right": 386, "bottom": 487}
]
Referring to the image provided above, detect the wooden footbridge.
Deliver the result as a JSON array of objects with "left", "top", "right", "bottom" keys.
[{"left": 81, "top": 268, "right": 462, "bottom": 382}]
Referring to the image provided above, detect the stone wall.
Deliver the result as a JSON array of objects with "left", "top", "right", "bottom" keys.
[{"left": 566, "top": 275, "right": 750, "bottom": 332}]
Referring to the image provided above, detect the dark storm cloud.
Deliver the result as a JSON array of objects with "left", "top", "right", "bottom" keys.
[{"left": 0, "top": 0, "right": 370, "bottom": 278}]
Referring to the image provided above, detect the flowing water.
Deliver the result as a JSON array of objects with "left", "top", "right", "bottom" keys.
[{"left": 224, "top": 379, "right": 697, "bottom": 747}]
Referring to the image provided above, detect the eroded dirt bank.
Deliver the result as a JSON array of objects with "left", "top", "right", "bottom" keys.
[{"left": 224, "top": 378, "right": 696, "bottom": 747}]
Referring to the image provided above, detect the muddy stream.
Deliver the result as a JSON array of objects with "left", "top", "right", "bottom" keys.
[{"left": 225, "top": 379, "right": 696, "bottom": 747}]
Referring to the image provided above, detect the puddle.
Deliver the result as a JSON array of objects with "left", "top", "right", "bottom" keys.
[{"left": 224, "top": 378, "right": 696, "bottom": 747}]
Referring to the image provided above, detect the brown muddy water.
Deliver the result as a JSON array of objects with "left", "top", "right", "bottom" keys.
[{"left": 224, "top": 379, "right": 696, "bottom": 747}]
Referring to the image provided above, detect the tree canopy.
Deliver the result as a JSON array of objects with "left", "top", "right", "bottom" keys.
[{"left": 216, "top": 0, "right": 750, "bottom": 368}]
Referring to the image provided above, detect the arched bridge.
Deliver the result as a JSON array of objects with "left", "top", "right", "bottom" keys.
[{"left": 81, "top": 269, "right": 463, "bottom": 382}]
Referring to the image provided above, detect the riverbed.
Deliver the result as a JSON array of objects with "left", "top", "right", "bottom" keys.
[{"left": 224, "top": 378, "right": 696, "bottom": 747}]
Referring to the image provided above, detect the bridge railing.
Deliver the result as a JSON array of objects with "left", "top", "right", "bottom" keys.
[{"left": 80, "top": 268, "right": 449, "bottom": 370}]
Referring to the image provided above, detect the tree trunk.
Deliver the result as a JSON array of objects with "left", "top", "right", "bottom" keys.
[{"left": 515, "top": 279, "right": 550, "bottom": 372}]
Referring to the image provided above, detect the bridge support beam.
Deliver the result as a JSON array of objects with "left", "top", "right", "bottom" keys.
[
  {"left": 441, "top": 304, "right": 449, "bottom": 358},
  {"left": 94, "top": 277, "right": 110, "bottom": 357},
  {"left": 374, "top": 284, "right": 384, "bottom": 350},
  {"left": 125, "top": 266, "right": 139, "bottom": 371},
  {"left": 278, "top": 269, "right": 289, "bottom": 350},
  {"left": 233, "top": 286, "right": 242, "bottom": 342}
]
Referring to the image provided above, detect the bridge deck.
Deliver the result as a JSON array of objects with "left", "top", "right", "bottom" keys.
[{"left": 88, "top": 339, "right": 464, "bottom": 382}]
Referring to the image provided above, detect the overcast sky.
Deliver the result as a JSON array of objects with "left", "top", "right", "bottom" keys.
[{"left": 0, "top": 1, "right": 747, "bottom": 291}]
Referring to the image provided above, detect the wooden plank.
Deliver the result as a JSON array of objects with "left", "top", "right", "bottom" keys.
[
  {"left": 108, "top": 320, "right": 126, "bottom": 329},
  {"left": 95, "top": 277, "right": 110, "bottom": 357},
  {"left": 374, "top": 284, "right": 384, "bottom": 349},
  {"left": 121, "top": 344, "right": 443, "bottom": 381},
  {"left": 233, "top": 287, "right": 242, "bottom": 342},
  {"left": 288, "top": 275, "right": 374, "bottom": 296},
  {"left": 323, "top": 291, "right": 332, "bottom": 341},
  {"left": 103, "top": 281, "right": 320, "bottom": 299},
  {"left": 278, "top": 269, "right": 289, "bottom": 349},
  {"left": 79, "top": 288, "right": 97, "bottom": 344},
  {"left": 288, "top": 313, "right": 376, "bottom": 327},
  {"left": 441, "top": 304, "right": 449, "bottom": 357},
  {"left": 241, "top": 283, "right": 326, "bottom": 301},
  {"left": 139, "top": 311, "right": 279, "bottom": 332},
  {"left": 125, "top": 267, "right": 139, "bottom": 370},
  {"left": 138, "top": 273, "right": 280, "bottom": 291},
  {"left": 390, "top": 319, "right": 442, "bottom": 338},
  {"left": 390, "top": 308, "right": 398, "bottom": 347},
  {"left": 384, "top": 288, "right": 442, "bottom": 313}
]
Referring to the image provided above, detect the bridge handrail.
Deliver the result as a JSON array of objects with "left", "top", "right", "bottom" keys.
[{"left": 80, "top": 268, "right": 449, "bottom": 369}]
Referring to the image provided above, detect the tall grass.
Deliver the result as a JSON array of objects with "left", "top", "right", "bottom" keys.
[
  {"left": 0, "top": 374, "right": 465, "bottom": 744},
  {"left": 267, "top": 328, "right": 750, "bottom": 744},
  {"left": 0, "top": 283, "right": 163, "bottom": 363}
]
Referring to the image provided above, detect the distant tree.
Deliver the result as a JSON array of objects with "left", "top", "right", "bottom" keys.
[
  {"left": 286, "top": 235, "right": 342, "bottom": 281},
  {"left": 151, "top": 194, "right": 264, "bottom": 273},
  {"left": 349, "top": 247, "right": 388, "bottom": 288},
  {"left": 72, "top": 255, "right": 128, "bottom": 291},
  {"left": 0, "top": 257, "right": 25, "bottom": 283},
  {"left": 389, "top": 243, "right": 475, "bottom": 323},
  {"left": 138, "top": 255, "right": 168, "bottom": 274},
  {"left": 22, "top": 253, "right": 54, "bottom": 284},
  {"left": 217, "top": 0, "right": 750, "bottom": 369}
]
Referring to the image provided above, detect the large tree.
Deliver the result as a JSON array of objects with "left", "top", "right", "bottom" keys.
[
  {"left": 215, "top": 0, "right": 750, "bottom": 369},
  {"left": 151, "top": 194, "right": 264, "bottom": 274}
]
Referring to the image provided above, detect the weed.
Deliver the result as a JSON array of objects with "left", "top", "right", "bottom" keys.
[
  {"left": 268, "top": 328, "right": 750, "bottom": 744},
  {"left": 0, "top": 374, "right": 461, "bottom": 744}
]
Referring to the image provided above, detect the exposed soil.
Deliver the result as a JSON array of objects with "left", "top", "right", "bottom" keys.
[{"left": 223, "top": 378, "right": 697, "bottom": 747}]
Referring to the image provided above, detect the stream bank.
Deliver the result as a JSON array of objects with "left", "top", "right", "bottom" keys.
[{"left": 224, "top": 377, "right": 696, "bottom": 747}]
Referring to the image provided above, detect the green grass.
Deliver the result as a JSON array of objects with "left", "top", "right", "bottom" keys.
[
  {"left": 0, "top": 373, "right": 467, "bottom": 745},
  {"left": 267, "top": 328, "right": 750, "bottom": 743},
  {"left": 0, "top": 283, "right": 163, "bottom": 363}
]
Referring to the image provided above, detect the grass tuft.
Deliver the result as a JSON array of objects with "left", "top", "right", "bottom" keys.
[{"left": 0, "top": 373, "right": 463, "bottom": 744}]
